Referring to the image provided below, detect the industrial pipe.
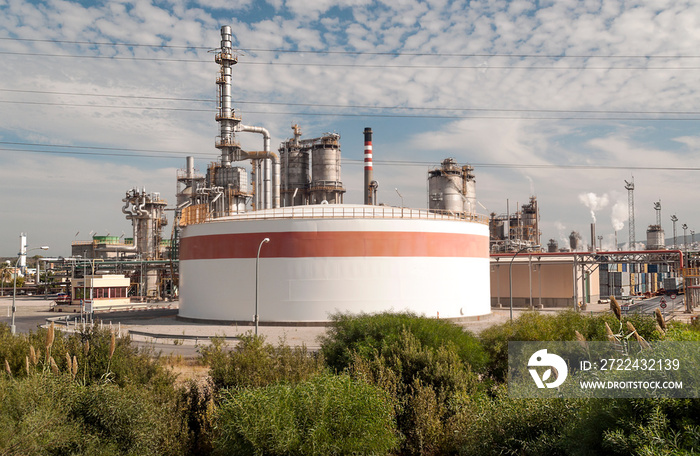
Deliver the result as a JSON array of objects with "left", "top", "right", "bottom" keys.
[{"left": 236, "top": 123, "right": 281, "bottom": 209}]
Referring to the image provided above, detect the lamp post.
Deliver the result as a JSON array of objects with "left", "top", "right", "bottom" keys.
[
  {"left": 692, "top": 230, "right": 696, "bottom": 250},
  {"left": 509, "top": 245, "right": 540, "bottom": 321},
  {"left": 255, "top": 237, "right": 270, "bottom": 336},
  {"left": 395, "top": 188, "right": 404, "bottom": 217},
  {"left": 12, "top": 245, "right": 49, "bottom": 334}
]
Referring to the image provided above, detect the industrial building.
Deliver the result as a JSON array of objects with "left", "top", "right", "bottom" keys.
[
  {"left": 176, "top": 26, "right": 490, "bottom": 324},
  {"left": 489, "top": 197, "right": 541, "bottom": 253},
  {"left": 49, "top": 26, "right": 698, "bottom": 321},
  {"left": 491, "top": 254, "right": 600, "bottom": 308}
]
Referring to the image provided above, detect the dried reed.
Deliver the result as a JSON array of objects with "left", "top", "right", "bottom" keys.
[
  {"left": 655, "top": 308, "right": 667, "bottom": 331},
  {"left": 45, "top": 322, "right": 55, "bottom": 350},
  {"left": 610, "top": 296, "right": 622, "bottom": 321},
  {"left": 109, "top": 332, "right": 116, "bottom": 360}
]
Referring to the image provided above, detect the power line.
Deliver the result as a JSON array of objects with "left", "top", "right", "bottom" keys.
[
  {"left": 3, "top": 87, "right": 700, "bottom": 116},
  {"left": 3, "top": 143, "right": 700, "bottom": 172},
  {"left": 4, "top": 99, "right": 700, "bottom": 120},
  {"left": 0, "top": 141, "right": 205, "bottom": 156},
  {"left": 0, "top": 99, "right": 213, "bottom": 113},
  {"left": 3, "top": 36, "right": 700, "bottom": 59},
  {"left": 0, "top": 36, "right": 212, "bottom": 50},
  {"left": 3, "top": 50, "right": 700, "bottom": 70},
  {"left": 0, "top": 50, "right": 204, "bottom": 62},
  {"left": 0, "top": 88, "right": 210, "bottom": 103}
]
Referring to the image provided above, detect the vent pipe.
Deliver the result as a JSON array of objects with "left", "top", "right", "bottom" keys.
[{"left": 364, "top": 127, "right": 373, "bottom": 205}]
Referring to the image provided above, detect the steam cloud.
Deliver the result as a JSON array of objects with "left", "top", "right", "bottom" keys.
[
  {"left": 611, "top": 199, "right": 627, "bottom": 232},
  {"left": 578, "top": 192, "right": 610, "bottom": 223}
]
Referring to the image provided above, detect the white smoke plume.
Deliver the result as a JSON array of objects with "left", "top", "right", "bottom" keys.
[
  {"left": 525, "top": 175, "right": 535, "bottom": 195},
  {"left": 578, "top": 192, "right": 610, "bottom": 223},
  {"left": 611, "top": 199, "right": 627, "bottom": 232},
  {"left": 555, "top": 221, "right": 568, "bottom": 247}
]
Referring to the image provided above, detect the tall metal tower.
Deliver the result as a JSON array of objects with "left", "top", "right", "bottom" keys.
[
  {"left": 654, "top": 200, "right": 661, "bottom": 226},
  {"left": 625, "top": 179, "right": 635, "bottom": 250},
  {"left": 682, "top": 223, "right": 688, "bottom": 250},
  {"left": 671, "top": 215, "right": 678, "bottom": 248}
]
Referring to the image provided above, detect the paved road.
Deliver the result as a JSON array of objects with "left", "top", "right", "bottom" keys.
[{"left": 621, "top": 295, "right": 685, "bottom": 316}]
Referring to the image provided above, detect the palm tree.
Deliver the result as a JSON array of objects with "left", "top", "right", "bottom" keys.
[{"left": 0, "top": 261, "right": 11, "bottom": 296}]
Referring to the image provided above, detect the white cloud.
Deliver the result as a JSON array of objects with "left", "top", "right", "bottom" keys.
[{"left": 2, "top": 0, "right": 700, "bottom": 255}]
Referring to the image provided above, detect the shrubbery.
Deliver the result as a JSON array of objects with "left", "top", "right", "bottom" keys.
[
  {"left": 0, "top": 323, "right": 187, "bottom": 455},
  {"left": 3, "top": 310, "right": 700, "bottom": 456},
  {"left": 320, "top": 311, "right": 488, "bottom": 372},
  {"left": 0, "top": 374, "right": 187, "bottom": 455},
  {"left": 200, "top": 333, "right": 323, "bottom": 391},
  {"left": 214, "top": 373, "right": 398, "bottom": 456}
]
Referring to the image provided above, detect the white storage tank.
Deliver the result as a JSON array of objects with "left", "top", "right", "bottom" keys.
[{"left": 178, "top": 205, "right": 490, "bottom": 323}]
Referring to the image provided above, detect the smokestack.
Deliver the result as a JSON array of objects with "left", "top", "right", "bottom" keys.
[
  {"left": 590, "top": 223, "right": 596, "bottom": 252},
  {"left": 19, "top": 232, "right": 27, "bottom": 271},
  {"left": 364, "top": 127, "right": 373, "bottom": 205},
  {"left": 186, "top": 156, "right": 194, "bottom": 179}
]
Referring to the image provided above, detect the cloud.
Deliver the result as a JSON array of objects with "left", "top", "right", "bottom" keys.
[
  {"left": 578, "top": 192, "right": 609, "bottom": 223},
  {"left": 2, "top": 0, "right": 700, "bottom": 255}
]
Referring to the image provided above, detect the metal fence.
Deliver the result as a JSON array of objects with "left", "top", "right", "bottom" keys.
[{"left": 180, "top": 204, "right": 488, "bottom": 226}]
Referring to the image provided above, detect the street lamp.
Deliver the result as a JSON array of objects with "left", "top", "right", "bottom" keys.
[
  {"left": 255, "top": 237, "right": 270, "bottom": 336},
  {"left": 395, "top": 188, "right": 404, "bottom": 217},
  {"left": 394, "top": 188, "right": 404, "bottom": 207},
  {"left": 12, "top": 245, "right": 49, "bottom": 334},
  {"left": 509, "top": 245, "right": 540, "bottom": 321},
  {"left": 692, "top": 230, "right": 696, "bottom": 249}
]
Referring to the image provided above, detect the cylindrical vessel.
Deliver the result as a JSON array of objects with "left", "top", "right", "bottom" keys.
[
  {"left": 646, "top": 225, "right": 665, "bottom": 250},
  {"left": 311, "top": 142, "right": 340, "bottom": 184},
  {"left": 310, "top": 135, "right": 343, "bottom": 204},
  {"left": 179, "top": 205, "right": 491, "bottom": 322},
  {"left": 282, "top": 145, "right": 309, "bottom": 206},
  {"left": 428, "top": 159, "right": 476, "bottom": 214}
]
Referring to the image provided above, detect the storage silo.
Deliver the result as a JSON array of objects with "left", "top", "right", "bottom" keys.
[
  {"left": 309, "top": 134, "right": 345, "bottom": 204},
  {"left": 178, "top": 205, "right": 490, "bottom": 323},
  {"left": 428, "top": 158, "right": 476, "bottom": 215},
  {"left": 646, "top": 225, "right": 665, "bottom": 250},
  {"left": 280, "top": 125, "right": 310, "bottom": 206}
]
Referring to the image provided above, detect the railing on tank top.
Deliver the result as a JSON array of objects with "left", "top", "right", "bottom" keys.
[{"left": 180, "top": 204, "right": 488, "bottom": 226}]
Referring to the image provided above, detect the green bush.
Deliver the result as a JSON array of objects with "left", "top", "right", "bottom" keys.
[
  {"left": 349, "top": 328, "right": 482, "bottom": 455},
  {"left": 479, "top": 311, "right": 668, "bottom": 382},
  {"left": 202, "top": 333, "right": 322, "bottom": 391},
  {"left": 565, "top": 398, "right": 700, "bottom": 456},
  {"left": 444, "top": 385, "right": 580, "bottom": 456},
  {"left": 0, "top": 323, "right": 174, "bottom": 388},
  {"left": 214, "top": 373, "right": 399, "bottom": 456},
  {"left": 0, "top": 373, "right": 187, "bottom": 455},
  {"left": 320, "top": 311, "right": 488, "bottom": 373},
  {"left": 178, "top": 378, "right": 216, "bottom": 456}
]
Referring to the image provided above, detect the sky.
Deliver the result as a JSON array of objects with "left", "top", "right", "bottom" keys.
[{"left": 2, "top": 0, "right": 700, "bottom": 257}]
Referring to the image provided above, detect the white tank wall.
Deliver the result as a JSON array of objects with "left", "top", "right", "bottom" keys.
[{"left": 179, "top": 207, "right": 490, "bottom": 322}]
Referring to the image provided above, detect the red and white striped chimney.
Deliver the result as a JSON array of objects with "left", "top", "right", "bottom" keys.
[{"left": 364, "top": 127, "right": 373, "bottom": 205}]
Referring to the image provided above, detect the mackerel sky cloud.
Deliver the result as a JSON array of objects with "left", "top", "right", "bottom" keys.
[{"left": 1, "top": 0, "right": 699, "bottom": 255}]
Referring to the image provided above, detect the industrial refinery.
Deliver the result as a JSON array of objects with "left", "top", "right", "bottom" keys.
[
  {"left": 175, "top": 26, "right": 490, "bottom": 323},
  {"left": 9, "top": 25, "right": 698, "bottom": 324}
]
